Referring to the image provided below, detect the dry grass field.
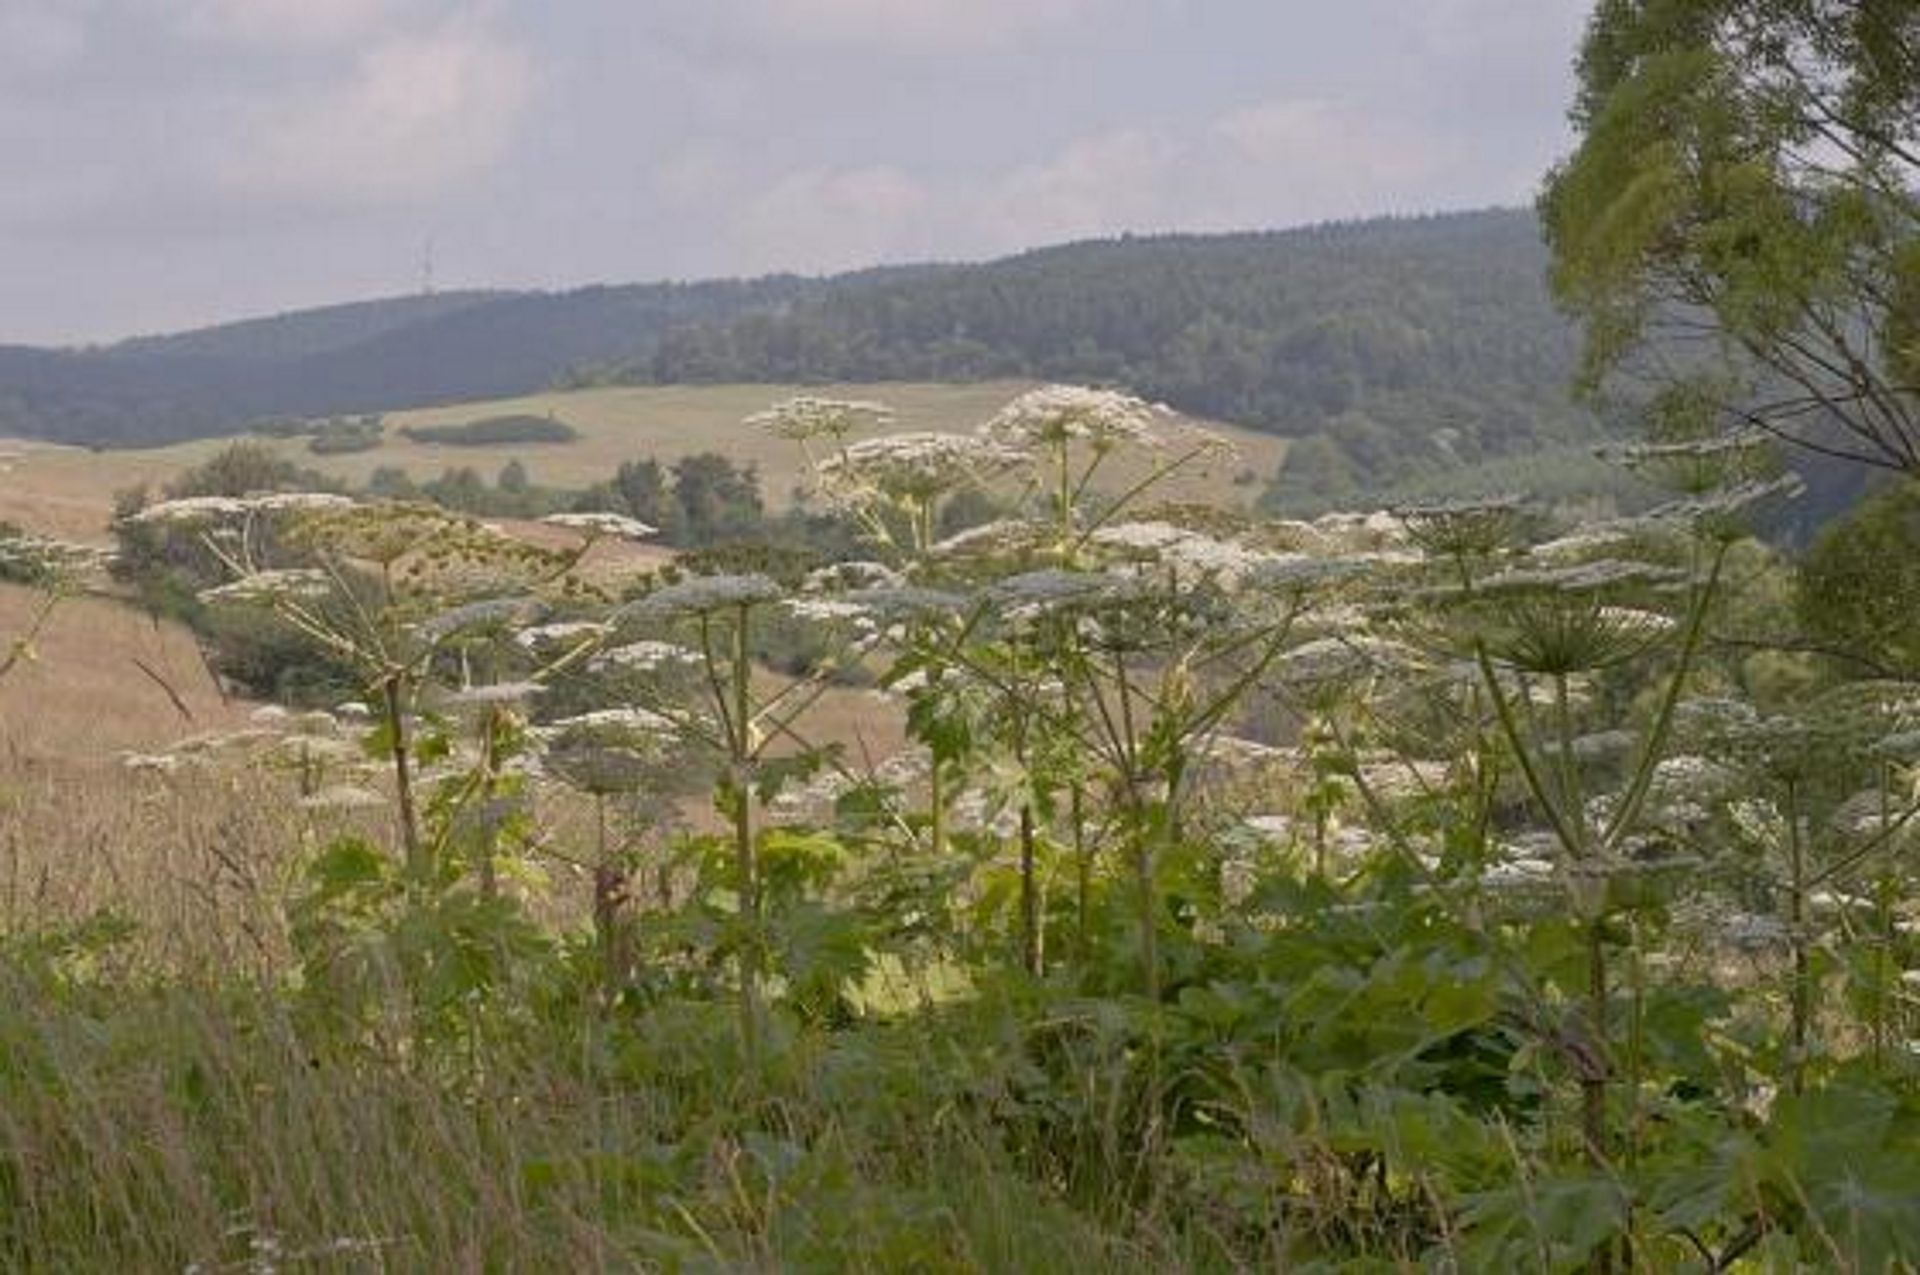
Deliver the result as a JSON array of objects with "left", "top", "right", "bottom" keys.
[
  {"left": 0, "top": 575, "right": 910, "bottom": 956},
  {"left": 0, "top": 381, "right": 1286, "bottom": 541}
]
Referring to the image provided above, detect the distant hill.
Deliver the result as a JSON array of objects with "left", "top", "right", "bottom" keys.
[
  {"left": 0, "top": 209, "right": 1596, "bottom": 496},
  {"left": 0, "top": 278, "right": 829, "bottom": 446},
  {"left": 623, "top": 209, "right": 1598, "bottom": 497}
]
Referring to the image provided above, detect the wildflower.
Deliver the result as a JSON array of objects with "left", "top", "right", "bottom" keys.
[
  {"left": 548, "top": 708, "right": 678, "bottom": 734},
  {"left": 0, "top": 533, "right": 114, "bottom": 580},
  {"left": 979, "top": 384, "right": 1169, "bottom": 452},
  {"left": 299, "top": 785, "right": 386, "bottom": 810},
  {"left": 843, "top": 585, "right": 970, "bottom": 622},
  {"left": 266, "top": 734, "right": 362, "bottom": 765},
  {"left": 803, "top": 560, "right": 904, "bottom": 593},
  {"left": 1243, "top": 813, "right": 1297, "bottom": 841},
  {"left": 1091, "top": 521, "right": 1282, "bottom": 589},
  {"left": 244, "top": 492, "right": 355, "bottom": 514},
  {"left": 1394, "top": 495, "right": 1530, "bottom": 558},
  {"left": 1721, "top": 911, "right": 1792, "bottom": 951},
  {"left": 199, "top": 569, "right": 334, "bottom": 606},
  {"left": 589, "top": 641, "right": 704, "bottom": 674},
  {"left": 444, "top": 681, "right": 544, "bottom": 707},
  {"left": 540, "top": 511, "right": 659, "bottom": 541},
  {"left": 989, "top": 568, "right": 1140, "bottom": 622},
  {"left": 782, "top": 596, "right": 874, "bottom": 626},
  {"left": 414, "top": 596, "right": 549, "bottom": 643},
  {"left": 746, "top": 395, "right": 894, "bottom": 441},
  {"left": 1642, "top": 474, "right": 1806, "bottom": 539},
  {"left": 122, "top": 496, "right": 252, "bottom": 525},
  {"left": 1274, "top": 635, "right": 1425, "bottom": 686},
  {"left": 514, "top": 620, "right": 609, "bottom": 650},
  {"left": 930, "top": 518, "right": 1052, "bottom": 559},
  {"left": 1246, "top": 554, "right": 1371, "bottom": 596},
  {"left": 624, "top": 574, "right": 784, "bottom": 621},
  {"left": 816, "top": 432, "right": 1025, "bottom": 505}
]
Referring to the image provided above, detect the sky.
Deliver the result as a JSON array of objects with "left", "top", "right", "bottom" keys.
[{"left": 0, "top": 0, "right": 1593, "bottom": 347}]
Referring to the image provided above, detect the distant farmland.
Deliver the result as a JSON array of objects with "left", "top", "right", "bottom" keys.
[{"left": 0, "top": 381, "right": 1286, "bottom": 541}]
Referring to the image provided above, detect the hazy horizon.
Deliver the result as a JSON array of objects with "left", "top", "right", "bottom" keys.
[{"left": 1, "top": 0, "right": 1588, "bottom": 346}]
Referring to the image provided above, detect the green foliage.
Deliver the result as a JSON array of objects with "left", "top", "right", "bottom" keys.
[
  {"left": 1543, "top": 0, "right": 1920, "bottom": 475},
  {"left": 400, "top": 414, "right": 581, "bottom": 446},
  {"left": 16, "top": 390, "right": 1920, "bottom": 1269},
  {"left": 1799, "top": 477, "right": 1920, "bottom": 674}
]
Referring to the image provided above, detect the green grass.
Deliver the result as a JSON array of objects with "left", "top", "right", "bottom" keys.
[{"left": 0, "top": 969, "right": 1212, "bottom": 1272}]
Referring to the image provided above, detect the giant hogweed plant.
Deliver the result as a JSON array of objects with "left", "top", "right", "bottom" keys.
[{"left": 92, "top": 390, "right": 1920, "bottom": 1267}]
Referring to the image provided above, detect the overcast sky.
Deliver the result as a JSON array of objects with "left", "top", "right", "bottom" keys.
[{"left": 0, "top": 0, "right": 1592, "bottom": 347}]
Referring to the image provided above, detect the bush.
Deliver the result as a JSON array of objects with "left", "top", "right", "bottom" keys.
[{"left": 400, "top": 415, "right": 580, "bottom": 446}]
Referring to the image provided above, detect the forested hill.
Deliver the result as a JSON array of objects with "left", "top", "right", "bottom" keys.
[
  {"left": 0, "top": 277, "right": 829, "bottom": 446},
  {"left": 624, "top": 209, "right": 1595, "bottom": 496},
  {"left": 0, "top": 210, "right": 1593, "bottom": 495}
]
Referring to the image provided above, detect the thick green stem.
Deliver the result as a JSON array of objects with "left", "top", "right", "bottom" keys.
[
  {"left": 1072, "top": 783, "right": 1091, "bottom": 965},
  {"left": 1019, "top": 803, "right": 1041, "bottom": 976},
  {"left": 1786, "top": 780, "right": 1810, "bottom": 1094},
  {"left": 382, "top": 672, "right": 424, "bottom": 878},
  {"left": 1583, "top": 921, "right": 1610, "bottom": 1171},
  {"left": 731, "top": 606, "right": 761, "bottom": 1065}
]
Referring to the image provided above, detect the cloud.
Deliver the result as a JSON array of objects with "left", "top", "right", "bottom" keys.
[
  {"left": 724, "top": 0, "right": 1101, "bottom": 51},
  {"left": 682, "top": 95, "right": 1477, "bottom": 277},
  {"left": 0, "top": 1, "right": 92, "bottom": 76},
  {"left": 180, "top": 0, "right": 406, "bottom": 49},
  {"left": 212, "top": 11, "right": 533, "bottom": 206},
  {"left": 724, "top": 165, "right": 933, "bottom": 273}
]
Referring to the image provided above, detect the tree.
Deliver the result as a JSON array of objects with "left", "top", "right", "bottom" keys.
[
  {"left": 611, "top": 458, "right": 685, "bottom": 542},
  {"left": 1542, "top": 0, "right": 1920, "bottom": 472},
  {"left": 497, "top": 459, "right": 531, "bottom": 496},
  {"left": 164, "top": 440, "right": 310, "bottom": 498},
  {"left": 1798, "top": 477, "right": 1920, "bottom": 674},
  {"left": 672, "top": 452, "right": 763, "bottom": 546}
]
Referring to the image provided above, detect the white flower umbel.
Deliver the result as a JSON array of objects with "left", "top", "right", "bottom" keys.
[
  {"left": 802, "top": 561, "right": 904, "bottom": 593},
  {"left": 747, "top": 396, "right": 895, "bottom": 442},
  {"left": 123, "top": 496, "right": 253, "bottom": 526},
  {"left": 624, "top": 574, "right": 784, "bottom": 621},
  {"left": 514, "top": 620, "right": 610, "bottom": 650},
  {"left": 588, "top": 640, "right": 704, "bottom": 674},
  {"left": 413, "top": 596, "right": 549, "bottom": 643},
  {"left": 199, "top": 569, "right": 334, "bottom": 606},
  {"left": 244, "top": 493, "right": 355, "bottom": 515},
  {"left": 782, "top": 596, "right": 875, "bottom": 626},
  {"left": 548, "top": 707, "right": 679, "bottom": 735},
  {"left": 978, "top": 385, "right": 1168, "bottom": 452},
  {"left": 540, "top": 512, "right": 659, "bottom": 542},
  {"left": 817, "top": 433, "right": 1026, "bottom": 505}
]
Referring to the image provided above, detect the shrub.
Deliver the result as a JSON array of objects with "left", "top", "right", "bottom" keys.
[{"left": 400, "top": 415, "right": 580, "bottom": 446}]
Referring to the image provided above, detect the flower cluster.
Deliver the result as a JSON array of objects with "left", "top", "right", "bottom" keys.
[
  {"left": 745, "top": 396, "right": 895, "bottom": 441},
  {"left": 978, "top": 384, "right": 1168, "bottom": 452}
]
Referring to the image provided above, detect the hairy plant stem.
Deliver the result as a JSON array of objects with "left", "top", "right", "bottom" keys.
[
  {"left": 382, "top": 671, "right": 424, "bottom": 878},
  {"left": 731, "top": 605, "right": 761, "bottom": 1067},
  {"left": 1072, "top": 783, "right": 1091, "bottom": 965},
  {"left": 1019, "top": 803, "right": 1041, "bottom": 976},
  {"left": 1786, "top": 779, "right": 1810, "bottom": 1094},
  {"left": 476, "top": 708, "right": 499, "bottom": 901}
]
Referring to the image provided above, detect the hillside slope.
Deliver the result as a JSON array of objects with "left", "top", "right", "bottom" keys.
[{"left": 0, "top": 210, "right": 1590, "bottom": 497}]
